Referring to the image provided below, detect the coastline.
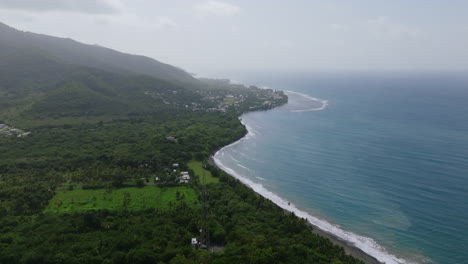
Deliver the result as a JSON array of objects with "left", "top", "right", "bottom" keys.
[
  {"left": 209, "top": 153, "right": 381, "bottom": 264},
  {"left": 209, "top": 117, "right": 382, "bottom": 264}
]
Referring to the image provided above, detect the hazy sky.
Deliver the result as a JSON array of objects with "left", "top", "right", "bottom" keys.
[{"left": 1, "top": 0, "right": 467, "bottom": 76}]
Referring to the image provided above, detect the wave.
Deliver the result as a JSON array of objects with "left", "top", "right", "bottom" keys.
[
  {"left": 285, "top": 90, "right": 329, "bottom": 112},
  {"left": 214, "top": 119, "right": 416, "bottom": 264},
  {"left": 229, "top": 155, "right": 239, "bottom": 163},
  {"left": 237, "top": 163, "right": 251, "bottom": 171}
]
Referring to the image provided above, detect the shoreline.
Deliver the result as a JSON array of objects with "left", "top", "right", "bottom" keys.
[
  {"left": 208, "top": 116, "right": 382, "bottom": 264},
  {"left": 209, "top": 155, "right": 381, "bottom": 264}
]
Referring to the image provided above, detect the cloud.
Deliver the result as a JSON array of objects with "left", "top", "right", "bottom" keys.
[
  {"left": 230, "top": 25, "right": 241, "bottom": 33},
  {"left": 154, "top": 16, "right": 176, "bottom": 29},
  {"left": 365, "top": 16, "right": 421, "bottom": 38},
  {"left": 195, "top": 1, "right": 240, "bottom": 16},
  {"left": 0, "top": 0, "right": 122, "bottom": 14},
  {"left": 329, "top": 23, "right": 350, "bottom": 31},
  {"left": 95, "top": 13, "right": 176, "bottom": 31}
]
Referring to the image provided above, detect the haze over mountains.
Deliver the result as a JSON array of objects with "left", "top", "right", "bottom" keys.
[
  {"left": 0, "top": 21, "right": 287, "bottom": 129},
  {"left": 0, "top": 22, "right": 206, "bottom": 125},
  {"left": 0, "top": 22, "right": 194, "bottom": 82}
]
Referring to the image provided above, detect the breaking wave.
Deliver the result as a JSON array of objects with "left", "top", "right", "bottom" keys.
[{"left": 285, "top": 90, "right": 329, "bottom": 112}]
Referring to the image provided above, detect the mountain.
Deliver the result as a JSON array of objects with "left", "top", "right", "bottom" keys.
[
  {"left": 0, "top": 22, "right": 287, "bottom": 128},
  {"left": 0, "top": 22, "right": 194, "bottom": 82},
  {"left": 0, "top": 51, "right": 200, "bottom": 124},
  {"left": 0, "top": 22, "right": 205, "bottom": 125}
]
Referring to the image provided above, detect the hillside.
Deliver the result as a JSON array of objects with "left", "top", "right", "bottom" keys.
[
  {"left": 0, "top": 22, "right": 194, "bottom": 82},
  {"left": 0, "top": 49, "right": 202, "bottom": 128}
]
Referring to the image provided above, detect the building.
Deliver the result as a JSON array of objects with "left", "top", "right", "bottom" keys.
[
  {"left": 191, "top": 238, "right": 198, "bottom": 248},
  {"left": 166, "top": 136, "right": 176, "bottom": 141}
]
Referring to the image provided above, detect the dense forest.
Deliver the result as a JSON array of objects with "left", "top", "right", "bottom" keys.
[{"left": 0, "top": 22, "right": 362, "bottom": 264}]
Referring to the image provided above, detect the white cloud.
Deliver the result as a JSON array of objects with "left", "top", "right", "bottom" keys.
[
  {"left": 97, "top": 13, "right": 176, "bottom": 31},
  {"left": 329, "top": 23, "right": 350, "bottom": 31},
  {"left": 231, "top": 25, "right": 241, "bottom": 33},
  {"left": 154, "top": 16, "right": 176, "bottom": 29},
  {"left": 0, "top": 0, "right": 124, "bottom": 14},
  {"left": 365, "top": 16, "right": 421, "bottom": 38},
  {"left": 195, "top": 1, "right": 240, "bottom": 16}
]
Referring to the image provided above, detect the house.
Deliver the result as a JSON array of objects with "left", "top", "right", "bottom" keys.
[
  {"left": 178, "top": 177, "right": 189, "bottom": 184},
  {"left": 172, "top": 163, "right": 179, "bottom": 168},
  {"left": 191, "top": 238, "right": 198, "bottom": 248},
  {"left": 181, "top": 175, "right": 190, "bottom": 180},
  {"left": 18, "top": 132, "right": 31, "bottom": 137},
  {"left": 181, "top": 171, "right": 189, "bottom": 175},
  {"left": 166, "top": 136, "right": 176, "bottom": 141},
  {"left": 0, "top": 124, "right": 7, "bottom": 129}
]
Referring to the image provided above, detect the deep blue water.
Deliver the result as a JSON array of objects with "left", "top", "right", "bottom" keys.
[{"left": 214, "top": 72, "right": 468, "bottom": 264}]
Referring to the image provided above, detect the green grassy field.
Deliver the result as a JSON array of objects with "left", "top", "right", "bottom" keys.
[
  {"left": 44, "top": 186, "right": 199, "bottom": 213},
  {"left": 188, "top": 160, "right": 219, "bottom": 184}
]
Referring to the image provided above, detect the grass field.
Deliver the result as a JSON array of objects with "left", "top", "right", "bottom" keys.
[
  {"left": 188, "top": 160, "right": 219, "bottom": 184},
  {"left": 223, "top": 98, "right": 236, "bottom": 103},
  {"left": 44, "top": 186, "right": 199, "bottom": 213}
]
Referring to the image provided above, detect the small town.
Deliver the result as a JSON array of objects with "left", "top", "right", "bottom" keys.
[{"left": 144, "top": 78, "right": 287, "bottom": 113}]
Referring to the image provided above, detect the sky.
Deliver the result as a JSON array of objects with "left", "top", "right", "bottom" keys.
[{"left": 0, "top": 0, "right": 467, "bottom": 76}]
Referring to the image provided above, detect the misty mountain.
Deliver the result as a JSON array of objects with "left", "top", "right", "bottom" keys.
[
  {"left": 0, "top": 24, "right": 201, "bottom": 124},
  {"left": 0, "top": 22, "right": 194, "bottom": 82}
]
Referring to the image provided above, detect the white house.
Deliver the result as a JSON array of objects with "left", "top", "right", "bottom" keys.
[{"left": 191, "top": 238, "right": 198, "bottom": 248}]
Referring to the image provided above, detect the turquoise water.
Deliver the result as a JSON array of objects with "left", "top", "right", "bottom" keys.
[{"left": 214, "top": 73, "right": 468, "bottom": 264}]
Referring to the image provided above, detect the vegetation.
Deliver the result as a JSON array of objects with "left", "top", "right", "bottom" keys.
[
  {"left": 0, "top": 21, "right": 363, "bottom": 264},
  {"left": 188, "top": 160, "right": 219, "bottom": 184},
  {"left": 44, "top": 186, "right": 199, "bottom": 213}
]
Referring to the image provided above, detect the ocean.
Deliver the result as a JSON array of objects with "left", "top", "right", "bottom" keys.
[{"left": 213, "top": 72, "right": 468, "bottom": 264}]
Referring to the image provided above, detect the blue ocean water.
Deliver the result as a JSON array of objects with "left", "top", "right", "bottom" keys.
[{"left": 214, "top": 72, "right": 468, "bottom": 264}]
